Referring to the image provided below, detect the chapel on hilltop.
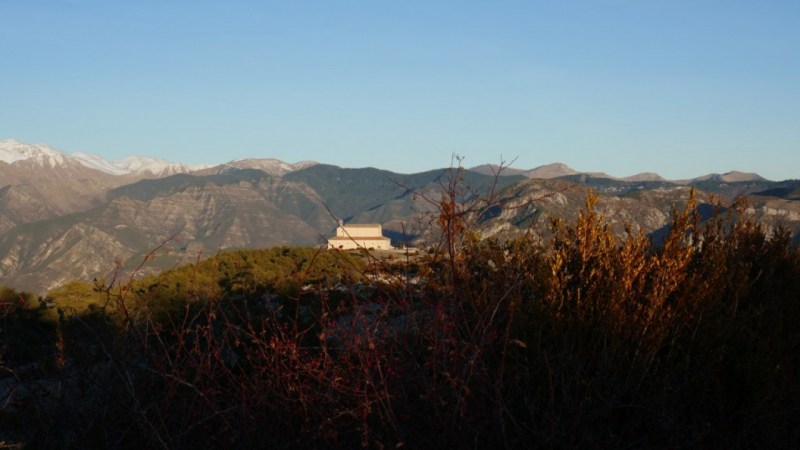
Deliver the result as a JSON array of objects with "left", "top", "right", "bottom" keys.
[{"left": 327, "top": 222, "right": 393, "bottom": 250}]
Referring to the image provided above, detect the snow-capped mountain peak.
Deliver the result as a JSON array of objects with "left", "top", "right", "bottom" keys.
[
  {"left": 2, "top": 139, "right": 308, "bottom": 178},
  {"left": 71, "top": 151, "right": 129, "bottom": 175},
  {"left": 226, "top": 158, "right": 300, "bottom": 175},
  {"left": 1, "top": 139, "right": 208, "bottom": 176},
  {"left": 112, "top": 155, "right": 201, "bottom": 177},
  {"left": 0, "top": 139, "right": 70, "bottom": 168}
]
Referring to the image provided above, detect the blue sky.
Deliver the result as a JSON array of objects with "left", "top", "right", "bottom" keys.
[{"left": 1, "top": 1, "right": 798, "bottom": 179}]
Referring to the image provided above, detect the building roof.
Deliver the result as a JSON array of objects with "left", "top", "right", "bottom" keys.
[
  {"left": 339, "top": 223, "right": 382, "bottom": 228},
  {"left": 328, "top": 236, "right": 390, "bottom": 241}
]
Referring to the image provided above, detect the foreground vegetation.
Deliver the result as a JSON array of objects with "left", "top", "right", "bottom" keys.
[{"left": 1, "top": 186, "right": 799, "bottom": 449}]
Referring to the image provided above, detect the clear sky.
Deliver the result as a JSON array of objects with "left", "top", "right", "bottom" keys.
[{"left": 1, "top": 1, "right": 798, "bottom": 180}]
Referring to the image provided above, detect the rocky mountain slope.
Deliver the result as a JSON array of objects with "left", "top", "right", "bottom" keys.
[
  {"left": 0, "top": 155, "right": 121, "bottom": 234},
  {"left": 470, "top": 162, "right": 777, "bottom": 192},
  {"left": 0, "top": 139, "right": 316, "bottom": 232},
  {"left": 0, "top": 171, "right": 329, "bottom": 291},
  {"left": 0, "top": 165, "right": 522, "bottom": 292},
  {"left": 0, "top": 139, "right": 315, "bottom": 179},
  {"left": 194, "top": 159, "right": 318, "bottom": 177},
  {"left": 0, "top": 139, "right": 203, "bottom": 178},
  {"left": 1, "top": 139, "right": 798, "bottom": 293}
]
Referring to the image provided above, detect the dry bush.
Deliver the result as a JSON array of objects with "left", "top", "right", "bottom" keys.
[{"left": 2, "top": 175, "right": 799, "bottom": 449}]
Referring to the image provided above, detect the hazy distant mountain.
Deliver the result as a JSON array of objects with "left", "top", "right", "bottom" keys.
[
  {"left": 71, "top": 152, "right": 207, "bottom": 178},
  {"left": 0, "top": 139, "right": 205, "bottom": 178},
  {"left": 623, "top": 172, "right": 667, "bottom": 182},
  {"left": 0, "top": 139, "right": 72, "bottom": 168},
  {"left": 752, "top": 180, "right": 800, "bottom": 201},
  {"left": 522, "top": 163, "right": 579, "bottom": 179},
  {"left": 685, "top": 171, "right": 767, "bottom": 184},
  {"left": 70, "top": 151, "right": 131, "bottom": 175},
  {"left": 1, "top": 139, "right": 321, "bottom": 181},
  {"left": 7, "top": 138, "right": 774, "bottom": 187},
  {"left": 0, "top": 139, "right": 319, "bottom": 254},
  {"left": 0, "top": 141, "right": 125, "bottom": 231},
  {"left": 468, "top": 159, "right": 772, "bottom": 188},
  {"left": 113, "top": 155, "right": 208, "bottom": 178},
  {"left": 196, "top": 159, "right": 318, "bottom": 177},
  {"left": 684, "top": 176, "right": 774, "bottom": 201},
  {"left": 0, "top": 139, "right": 797, "bottom": 292},
  {"left": 468, "top": 164, "right": 528, "bottom": 177},
  {"left": 470, "top": 162, "right": 579, "bottom": 179}
]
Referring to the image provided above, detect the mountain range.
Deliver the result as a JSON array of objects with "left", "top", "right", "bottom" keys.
[{"left": 1, "top": 139, "right": 799, "bottom": 293}]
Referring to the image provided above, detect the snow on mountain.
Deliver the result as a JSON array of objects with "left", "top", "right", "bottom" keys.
[
  {"left": 292, "top": 160, "right": 318, "bottom": 171},
  {"left": 224, "top": 158, "right": 318, "bottom": 176},
  {"left": 73, "top": 153, "right": 210, "bottom": 177},
  {"left": 0, "top": 139, "right": 71, "bottom": 168},
  {"left": 1, "top": 139, "right": 210, "bottom": 176},
  {"left": 0, "top": 139, "right": 322, "bottom": 179},
  {"left": 71, "top": 152, "right": 129, "bottom": 175},
  {"left": 1, "top": 138, "right": 312, "bottom": 177},
  {"left": 71, "top": 150, "right": 213, "bottom": 176},
  {"left": 112, "top": 155, "right": 209, "bottom": 177}
]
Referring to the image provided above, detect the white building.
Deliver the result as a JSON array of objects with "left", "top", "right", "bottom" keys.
[{"left": 327, "top": 223, "right": 393, "bottom": 250}]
